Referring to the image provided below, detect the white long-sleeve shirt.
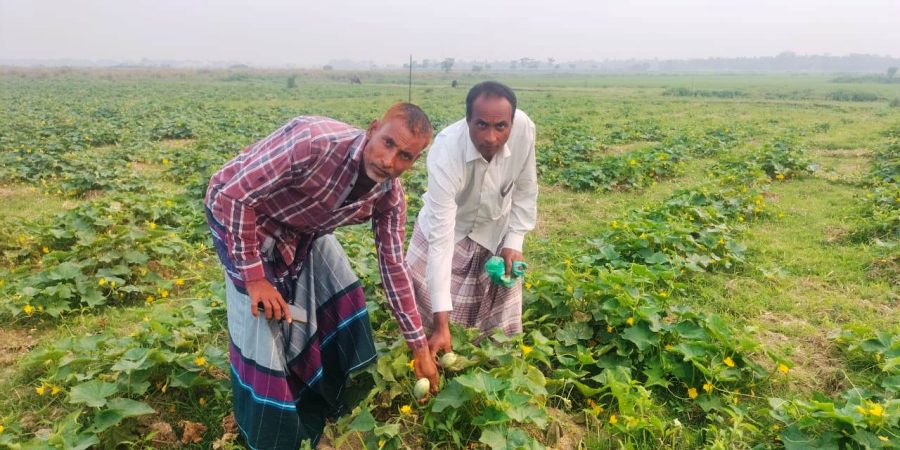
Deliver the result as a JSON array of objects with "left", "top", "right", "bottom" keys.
[{"left": 415, "top": 110, "right": 538, "bottom": 313}]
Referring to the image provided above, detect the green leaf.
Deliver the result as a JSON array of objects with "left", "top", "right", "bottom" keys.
[
  {"left": 622, "top": 322, "right": 655, "bottom": 352},
  {"left": 69, "top": 380, "right": 118, "bottom": 407},
  {"left": 348, "top": 408, "right": 376, "bottom": 432},
  {"left": 432, "top": 381, "right": 473, "bottom": 413},
  {"left": 89, "top": 398, "right": 154, "bottom": 432},
  {"left": 479, "top": 428, "right": 508, "bottom": 450},
  {"left": 455, "top": 371, "right": 508, "bottom": 396},
  {"left": 556, "top": 321, "right": 593, "bottom": 346}
]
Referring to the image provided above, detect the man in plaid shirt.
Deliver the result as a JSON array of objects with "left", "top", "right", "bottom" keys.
[{"left": 205, "top": 103, "right": 438, "bottom": 448}]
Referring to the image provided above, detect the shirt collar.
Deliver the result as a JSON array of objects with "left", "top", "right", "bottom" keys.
[{"left": 464, "top": 123, "right": 512, "bottom": 163}]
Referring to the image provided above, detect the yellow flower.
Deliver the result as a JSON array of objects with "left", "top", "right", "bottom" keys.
[
  {"left": 525, "top": 282, "right": 533, "bottom": 290},
  {"left": 35, "top": 385, "right": 46, "bottom": 396},
  {"left": 664, "top": 344, "right": 674, "bottom": 351},
  {"left": 658, "top": 290, "right": 669, "bottom": 298},
  {"left": 703, "top": 382, "right": 713, "bottom": 393},
  {"left": 626, "top": 317, "right": 635, "bottom": 326},
  {"left": 407, "top": 359, "right": 415, "bottom": 370},
  {"left": 628, "top": 159, "right": 637, "bottom": 166},
  {"left": 869, "top": 402, "right": 884, "bottom": 417},
  {"left": 724, "top": 356, "right": 736, "bottom": 368},
  {"left": 566, "top": 285, "right": 574, "bottom": 294},
  {"left": 160, "top": 289, "right": 169, "bottom": 298},
  {"left": 199, "top": 397, "right": 207, "bottom": 406},
  {"left": 98, "top": 277, "right": 107, "bottom": 286},
  {"left": 687, "top": 387, "right": 698, "bottom": 399},
  {"left": 607, "top": 325, "right": 614, "bottom": 333},
  {"left": 51, "top": 385, "right": 62, "bottom": 396},
  {"left": 404, "top": 194, "right": 410, "bottom": 203},
  {"left": 737, "top": 215, "right": 745, "bottom": 223},
  {"left": 162, "top": 158, "right": 171, "bottom": 165},
  {"left": 378, "top": 439, "right": 386, "bottom": 448},
  {"left": 775, "top": 173, "right": 785, "bottom": 180},
  {"left": 520, "top": 344, "right": 533, "bottom": 356},
  {"left": 194, "top": 356, "right": 207, "bottom": 367},
  {"left": 857, "top": 405, "right": 869, "bottom": 415},
  {"left": 23, "top": 304, "right": 35, "bottom": 315},
  {"left": 148, "top": 222, "right": 157, "bottom": 230},
  {"left": 0, "top": 424, "right": 4, "bottom": 434},
  {"left": 879, "top": 436, "right": 889, "bottom": 442},
  {"left": 42, "top": 246, "right": 49, "bottom": 254},
  {"left": 400, "top": 404, "right": 413, "bottom": 415},
  {"left": 145, "top": 295, "right": 155, "bottom": 304},
  {"left": 608, "top": 414, "right": 618, "bottom": 424},
  {"left": 175, "top": 278, "right": 185, "bottom": 286},
  {"left": 777, "top": 363, "right": 790, "bottom": 374}
]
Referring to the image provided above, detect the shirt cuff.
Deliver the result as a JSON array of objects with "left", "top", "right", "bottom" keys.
[
  {"left": 406, "top": 333, "right": 429, "bottom": 350},
  {"left": 502, "top": 232, "right": 525, "bottom": 252},
  {"left": 430, "top": 290, "right": 453, "bottom": 313},
  {"left": 238, "top": 259, "right": 266, "bottom": 282}
]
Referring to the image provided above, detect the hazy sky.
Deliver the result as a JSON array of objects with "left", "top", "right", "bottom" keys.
[{"left": 1, "top": 0, "right": 898, "bottom": 65}]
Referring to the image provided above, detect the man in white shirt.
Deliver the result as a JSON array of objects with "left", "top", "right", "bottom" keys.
[{"left": 405, "top": 81, "right": 538, "bottom": 356}]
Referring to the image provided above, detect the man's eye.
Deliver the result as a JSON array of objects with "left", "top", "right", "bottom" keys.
[{"left": 400, "top": 153, "right": 412, "bottom": 161}]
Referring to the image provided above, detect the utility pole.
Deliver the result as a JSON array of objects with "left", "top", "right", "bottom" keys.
[{"left": 408, "top": 54, "right": 413, "bottom": 103}]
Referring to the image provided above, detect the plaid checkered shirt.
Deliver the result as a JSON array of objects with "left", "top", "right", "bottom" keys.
[{"left": 205, "top": 116, "right": 426, "bottom": 348}]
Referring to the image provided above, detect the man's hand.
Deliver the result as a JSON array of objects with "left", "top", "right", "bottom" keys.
[
  {"left": 429, "top": 312, "right": 453, "bottom": 360},
  {"left": 412, "top": 346, "right": 440, "bottom": 401},
  {"left": 499, "top": 248, "right": 524, "bottom": 277},
  {"left": 245, "top": 278, "right": 293, "bottom": 323}
]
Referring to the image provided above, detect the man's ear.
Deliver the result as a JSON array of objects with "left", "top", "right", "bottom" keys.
[{"left": 367, "top": 119, "right": 380, "bottom": 135}]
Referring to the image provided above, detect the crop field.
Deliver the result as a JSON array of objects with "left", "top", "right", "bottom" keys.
[{"left": 0, "top": 69, "right": 897, "bottom": 449}]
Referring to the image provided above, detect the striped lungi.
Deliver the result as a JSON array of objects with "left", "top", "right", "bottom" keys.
[
  {"left": 405, "top": 223, "right": 523, "bottom": 336},
  {"left": 208, "top": 210, "right": 376, "bottom": 449}
]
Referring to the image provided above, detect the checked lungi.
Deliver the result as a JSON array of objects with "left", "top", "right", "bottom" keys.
[
  {"left": 405, "top": 223, "right": 523, "bottom": 336},
  {"left": 208, "top": 210, "right": 376, "bottom": 449}
]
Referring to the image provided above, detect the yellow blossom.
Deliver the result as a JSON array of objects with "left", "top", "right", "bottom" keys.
[
  {"left": 162, "top": 158, "right": 170, "bottom": 165},
  {"left": 42, "top": 246, "right": 49, "bottom": 254},
  {"left": 148, "top": 222, "right": 157, "bottom": 230},
  {"left": 525, "top": 282, "right": 533, "bottom": 290},
  {"left": 520, "top": 344, "right": 533, "bottom": 356},
  {"left": 777, "top": 363, "right": 790, "bottom": 374},
  {"left": 737, "top": 215, "right": 745, "bottom": 223},
  {"left": 869, "top": 402, "right": 884, "bottom": 417},
  {"left": 775, "top": 173, "right": 785, "bottom": 180},
  {"left": 51, "top": 385, "right": 62, "bottom": 396},
  {"left": 175, "top": 278, "right": 185, "bottom": 286},
  {"left": 199, "top": 397, "right": 207, "bottom": 406},
  {"left": 687, "top": 387, "right": 698, "bottom": 399},
  {"left": 626, "top": 317, "right": 635, "bottom": 326},
  {"left": 724, "top": 356, "right": 736, "bottom": 368},
  {"left": 378, "top": 439, "right": 386, "bottom": 448},
  {"left": 665, "top": 344, "right": 674, "bottom": 351},
  {"left": 628, "top": 159, "right": 637, "bottom": 166},
  {"left": 658, "top": 290, "right": 669, "bottom": 298},
  {"left": 145, "top": 295, "right": 155, "bottom": 304},
  {"left": 609, "top": 415, "right": 618, "bottom": 424},
  {"left": 0, "top": 424, "right": 4, "bottom": 433},
  {"left": 23, "top": 304, "right": 35, "bottom": 315},
  {"left": 35, "top": 385, "right": 46, "bottom": 396},
  {"left": 566, "top": 285, "right": 574, "bottom": 294},
  {"left": 194, "top": 356, "right": 207, "bottom": 367},
  {"left": 98, "top": 277, "right": 107, "bottom": 286},
  {"left": 407, "top": 359, "right": 415, "bottom": 370},
  {"left": 703, "top": 382, "right": 713, "bottom": 393},
  {"left": 607, "top": 325, "right": 614, "bottom": 333},
  {"left": 879, "top": 436, "right": 889, "bottom": 442},
  {"left": 400, "top": 404, "right": 413, "bottom": 415},
  {"left": 160, "top": 289, "right": 169, "bottom": 298}
]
